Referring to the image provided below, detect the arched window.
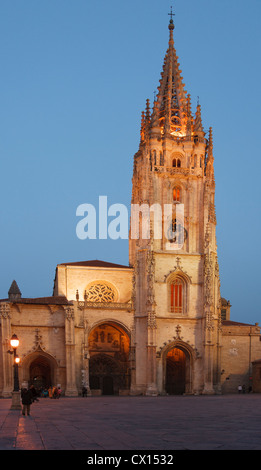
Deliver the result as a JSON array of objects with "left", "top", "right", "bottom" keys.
[
  {"left": 170, "top": 279, "right": 183, "bottom": 313},
  {"left": 173, "top": 187, "right": 181, "bottom": 202},
  {"left": 172, "top": 158, "right": 181, "bottom": 168},
  {"left": 168, "top": 273, "right": 190, "bottom": 314}
]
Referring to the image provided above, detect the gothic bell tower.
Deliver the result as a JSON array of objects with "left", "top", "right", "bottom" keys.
[{"left": 129, "top": 13, "right": 221, "bottom": 395}]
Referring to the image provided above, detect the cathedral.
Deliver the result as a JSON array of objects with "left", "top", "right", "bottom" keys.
[{"left": 1, "top": 15, "right": 261, "bottom": 398}]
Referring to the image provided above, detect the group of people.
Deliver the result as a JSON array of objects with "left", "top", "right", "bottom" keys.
[
  {"left": 21, "top": 384, "right": 62, "bottom": 416},
  {"left": 47, "top": 386, "right": 62, "bottom": 399},
  {"left": 39, "top": 386, "right": 62, "bottom": 398},
  {"left": 238, "top": 384, "right": 252, "bottom": 393}
]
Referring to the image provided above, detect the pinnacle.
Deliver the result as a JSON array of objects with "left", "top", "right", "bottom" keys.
[{"left": 8, "top": 280, "right": 22, "bottom": 300}]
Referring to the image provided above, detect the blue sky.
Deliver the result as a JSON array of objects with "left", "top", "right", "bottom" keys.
[{"left": 0, "top": 0, "right": 260, "bottom": 324}]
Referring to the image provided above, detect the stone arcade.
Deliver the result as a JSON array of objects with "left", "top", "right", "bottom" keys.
[{"left": 1, "top": 16, "right": 261, "bottom": 397}]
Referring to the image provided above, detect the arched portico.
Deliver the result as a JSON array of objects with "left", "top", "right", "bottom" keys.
[
  {"left": 88, "top": 321, "right": 131, "bottom": 395},
  {"left": 20, "top": 350, "right": 61, "bottom": 390}
]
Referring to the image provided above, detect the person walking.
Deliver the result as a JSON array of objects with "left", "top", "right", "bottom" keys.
[
  {"left": 21, "top": 387, "right": 33, "bottom": 416},
  {"left": 30, "top": 385, "right": 39, "bottom": 402}
]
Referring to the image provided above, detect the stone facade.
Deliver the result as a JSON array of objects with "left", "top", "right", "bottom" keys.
[
  {"left": 0, "top": 297, "right": 71, "bottom": 397},
  {"left": 221, "top": 321, "right": 261, "bottom": 393},
  {"left": 1, "top": 16, "right": 261, "bottom": 397}
]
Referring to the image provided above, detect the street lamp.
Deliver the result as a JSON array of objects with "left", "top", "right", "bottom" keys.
[
  {"left": 9, "top": 334, "right": 21, "bottom": 410},
  {"left": 10, "top": 334, "right": 19, "bottom": 349}
]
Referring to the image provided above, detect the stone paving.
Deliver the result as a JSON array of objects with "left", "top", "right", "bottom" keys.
[{"left": 0, "top": 394, "right": 261, "bottom": 453}]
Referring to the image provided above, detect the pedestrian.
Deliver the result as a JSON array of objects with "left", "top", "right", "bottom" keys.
[
  {"left": 30, "top": 385, "right": 39, "bottom": 402},
  {"left": 48, "top": 386, "right": 53, "bottom": 398},
  {"left": 238, "top": 385, "right": 242, "bottom": 393},
  {"left": 21, "top": 387, "right": 33, "bottom": 416}
]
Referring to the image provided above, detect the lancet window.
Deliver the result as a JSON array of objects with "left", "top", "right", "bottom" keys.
[
  {"left": 172, "top": 158, "right": 181, "bottom": 168},
  {"left": 168, "top": 273, "right": 189, "bottom": 315},
  {"left": 173, "top": 187, "right": 181, "bottom": 202},
  {"left": 170, "top": 279, "right": 183, "bottom": 313}
]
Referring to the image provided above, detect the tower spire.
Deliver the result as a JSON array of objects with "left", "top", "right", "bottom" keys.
[{"left": 152, "top": 8, "right": 188, "bottom": 139}]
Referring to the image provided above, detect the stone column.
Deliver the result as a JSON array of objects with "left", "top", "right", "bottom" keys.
[
  {"left": 203, "top": 327, "right": 215, "bottom": 395},
  {"left": 145, "top": 313, "right": 158, "bottom": 396},
  {"left": 0, "top": 303, "right": 13, "bottom": 397},
  {"left": 82, "top": 319, "right": 91, "bottom": 396},
  {"left": 202, "top": 235, "right": 216, "bottom": 394},
  {"left": 129, "top": 324, "right": 137, "bottom": 395},
  {"left": 145, "top": 251, "right": 158, "bottom": 396},
  {"left": 64, "top": 306, "right": 78, "bottom": 396}
]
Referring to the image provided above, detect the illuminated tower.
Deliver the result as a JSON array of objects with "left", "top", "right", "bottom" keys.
[{"left": 130, "top": 12, "right": 221, "bottom": 395}]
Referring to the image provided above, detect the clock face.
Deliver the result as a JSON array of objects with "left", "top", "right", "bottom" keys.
[{"left": 167, "top": 218, "right": 188, "bottom": 244}]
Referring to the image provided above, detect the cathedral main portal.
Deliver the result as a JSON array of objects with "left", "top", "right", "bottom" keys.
[{"left": 88, "top": 323, "right": 130, "bottom": 395}]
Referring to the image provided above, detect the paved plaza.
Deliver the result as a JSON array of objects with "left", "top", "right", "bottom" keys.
[{"left": 0, "top": 394, "right": 261, "bottom": 453}]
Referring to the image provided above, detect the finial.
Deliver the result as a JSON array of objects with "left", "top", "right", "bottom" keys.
[{"left": 168, "top": 6, "right": 175, "bottom": 30}]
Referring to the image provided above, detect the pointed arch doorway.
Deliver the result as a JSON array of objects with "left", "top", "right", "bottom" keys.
[
  {"left": 89, "top": 354, "right": 126, "bottom": 395},
  {"left": 88, "top": 322, "right": 131, "bottom": 395},
  {"left": 20, "top": 350, "right": 61, "bottom": 390},
  {"left": 164, "top": 345, "right": 193, "bottom": 395},
  {"left": 29, "top": 356, "right": 52, "bottom": 389}
]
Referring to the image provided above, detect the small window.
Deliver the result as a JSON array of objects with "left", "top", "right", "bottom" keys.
[
  {"left": 173, "top": 187, "right": 180, "bottom": 202},
  {"left": 173, "top": 158, "right": 181, "bottom": 168}
]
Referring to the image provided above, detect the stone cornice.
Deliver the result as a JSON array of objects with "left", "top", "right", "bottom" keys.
[{"left": 77, "top": 301, "right": 133, "bottom": 312}]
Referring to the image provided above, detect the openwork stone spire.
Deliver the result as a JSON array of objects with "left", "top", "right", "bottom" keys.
[
  {"left": 153, "top": 14, "right": 188, "bottom": 138},
  {"left": 139, "top": 12, "right": 209, "bottom": 145}
]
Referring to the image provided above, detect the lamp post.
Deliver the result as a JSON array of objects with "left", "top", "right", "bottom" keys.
[{"left": 10, "top": 334, "right": 21, "bottom": 410}]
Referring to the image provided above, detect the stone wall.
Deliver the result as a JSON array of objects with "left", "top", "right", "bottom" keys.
[{"left": 221, "top": 321, "right": 261, "bottom": 393}]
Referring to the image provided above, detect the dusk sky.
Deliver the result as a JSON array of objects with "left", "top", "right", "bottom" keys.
[{"left": 0, "top": 0, "right": 260, "bottom": 324}]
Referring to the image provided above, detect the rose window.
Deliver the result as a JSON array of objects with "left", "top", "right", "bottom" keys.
[{"left": 85, "top": 283, "right": 115, "bottom": 302}]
